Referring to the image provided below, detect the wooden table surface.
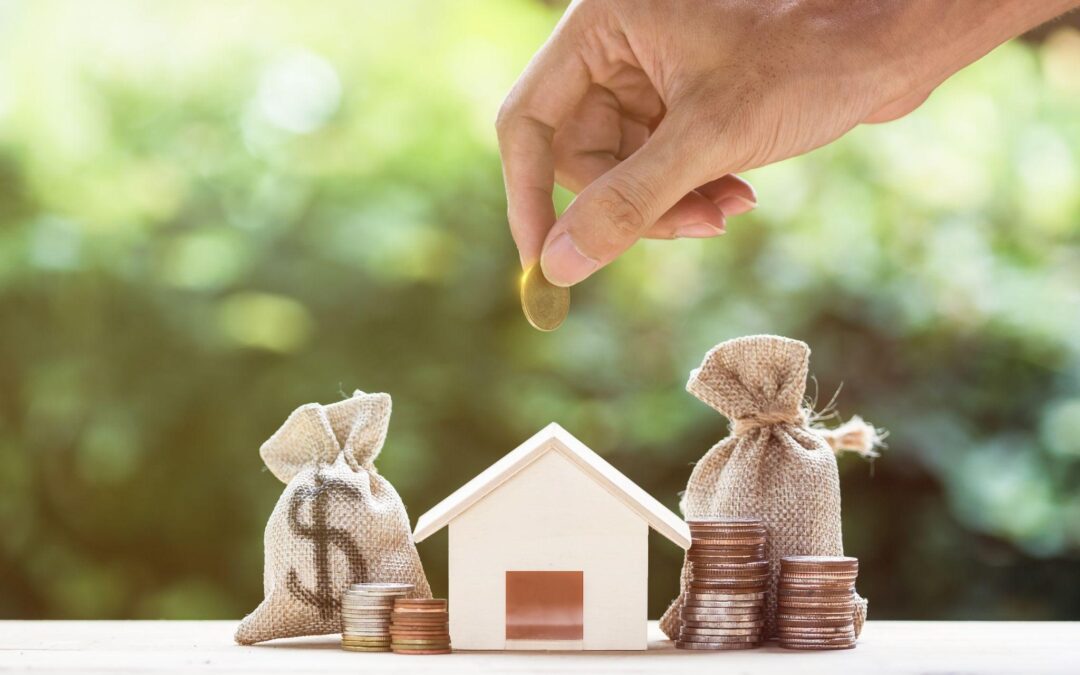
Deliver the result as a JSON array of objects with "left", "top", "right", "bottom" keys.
[{"left": 1, "top": 620, "right": 1077, "bottom": 674}]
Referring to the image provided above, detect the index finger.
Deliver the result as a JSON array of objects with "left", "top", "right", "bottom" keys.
[{"left": 496, "top": 17, "right": 591, "bottom": 268}]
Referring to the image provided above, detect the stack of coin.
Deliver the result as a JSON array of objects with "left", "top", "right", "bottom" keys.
[
  {"left": 777, "top": 556, "right": 859, "bottom": 650},
  {"left": 340, "top": 582, "right": 414, "bottom": 652},
  {"left": 676, "top": 517, "right": 769, "bottom": 650},
  {"left": 390, "top": 598, "right": 451, "bottom": 655}
]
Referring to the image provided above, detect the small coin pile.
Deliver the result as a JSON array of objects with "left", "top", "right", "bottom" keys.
[
  {"left": 520, "top": 264, "right": 570, "bottom": 332},
  {"left": 777, "top": 556, "right": 859, "bottom": 650},
  {"left": 340, "top": 583, "right": 414, "bottom": 652},
  {"left": 390, "top": 598, "right": 451, "bottom": 655},
  {"left": 676, "top": 517, "right": 769, "bottom": 650}
]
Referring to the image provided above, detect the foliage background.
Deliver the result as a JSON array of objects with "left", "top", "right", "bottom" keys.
[{"left": 1, "top": 0, "right": 1079, "bottom": 622}]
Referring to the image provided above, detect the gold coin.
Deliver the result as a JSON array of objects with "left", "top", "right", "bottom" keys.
[{"left": 520, "top": 264, "right": 570, "bottom": 331}]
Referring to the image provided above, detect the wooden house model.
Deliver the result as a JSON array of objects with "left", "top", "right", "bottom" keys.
[{"left": 413, "top": 423, "right": 691, "bottom": 650}]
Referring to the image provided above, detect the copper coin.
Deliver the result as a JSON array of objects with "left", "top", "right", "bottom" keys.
[
  {"left": 689, "top": 581, "right": 768, "bottom": 589},
  {"left": 394, "top": 599, "right": 447, "bottom": 607},
  {"left": 778, "top": 603, "right": 855, "bottom": 612},
  {"left": 683, "top": 616, "right": 765, "bottom": 626},
  {"left": 777, "top": 587, "right": 854, "bottom": 597},
  {"left": 686, "top": 591, "right": 766, "bottom": 601},
  {"left": 688, "top": 556, "right": 766, "bottom": 566},
  {"left": 683, "top": 604, "right": 762, "bottom": 614},
  {"left": 781, "top": 555, "right": 857, "bottom": 565},
  {"left": 778, "top": 622, "right": 856, "bottom": 632},
  {"left": 682, "top": 610, "right": 765, "bottom": 620},
  {"left": 780, "top": 565, "right": 858, "bottom": 574},
  {"left": 778, "top": 619, "right": 854, "bottom": 629},
  {"left": 691, "top": 567, "right": 770, "bottom": 577},
  {"left": 684, "top": 598, "right": 763, "bottom": 608},
  {"left": 692, "top": 560, "right": 769, "bottom": 571},
  {"left": 778, "top": 598, "right": 855, "bottom": 608},
  {"left": 681, "top": 615, "right": 766, "bottom": 624},
  {"left": 681, "top": 612, "right": 764, "bottom": 623},
  {"left": 780, "top": 642, "right": 855, "bottom": 651},
  {"left": 677, "top": 639, "right": 761, "bottom": 648},
  {"left": 682, "top": 617, "right": 768, "bottom": 626},
  {"left": 392, "top": 613, "right": 449, "bottom": 621},
  {"left": 681, "top": 622, "right": 766, "bottom": 632},
  {"left": 688, "top": 550, "right": 766, "bottom": 558},
  {"left": 779, "top": 635, "right": 856, "bottom": 644},
  {"left": 691, "top": 536, "right": 767, "bottom": 545},
  {"left": 691, "top": 573, "right": 770, "bottom": 584},
  {"left": 341, "top": 636, "right": 392, "bottom": 643},
  {"left": 689, "top": 550, "right": 766, "bottom": 559},
  {"left": 342, "top": 646, "right": 392, "bottom": 652},
  {"left": 781, "top": 574, "right": 858, "bottom": 583},
  {"left": 779, "top": 629, "right": 855, "bottom": 639},
  {"left": 778, "top": 584, "right": 854, "bottom": 593},
  {"left": 681, "top": 625, "right": 760, "bottom": 636},
  {"left": 392, "top": 638, "right": 452, "bottom": 644},
  {"left": 780, "top": 567, "right": 858, "bottom": 577},
  {"left": 689, "top": 559, "right": 766, "bottom": 567},
  {"left": 677, "top": 633, "right": 760, "bottom": 643},
  {"left": 392, "top": 623, "right": 449, "bottom": 630},
  {"left": 691, "top": 569, "right": 770, "bottom": 578},
  {"left": 780, "top": 635, "right": 856, "bottom": 644},
  {"left": 692, "top": 577, "right": 770, "bottom": 587},
  {"left": 690, "top": 542, "right": 765, "bottom": 551},
  {"left": 778, "top": 610, "right": 854, "bottom": 621},
  {"left": 675, "top": 640, "right": 759, "bottom": 650},
  {"left": 392, "top": 648, "right": 453, "bottom": 655},
  {"left": 690, "top": 575, "right": 769, "bottom": 584}
]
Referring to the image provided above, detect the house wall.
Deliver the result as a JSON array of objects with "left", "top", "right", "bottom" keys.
[{"left": 447, "top": 446, "right": 649, "bottom": 650}]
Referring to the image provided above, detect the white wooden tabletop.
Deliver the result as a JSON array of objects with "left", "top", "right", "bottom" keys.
[{"left": 1, "top": 620, "right": 1077, "bottom": 674}]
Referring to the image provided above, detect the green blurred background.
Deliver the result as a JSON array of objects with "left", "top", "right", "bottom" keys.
[{"left": 2, "top": 0, "right": 1079, "bottom": 622}]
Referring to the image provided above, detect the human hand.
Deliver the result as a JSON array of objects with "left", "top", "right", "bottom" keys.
[{"left": 497, "top": 0, "right": 1078, "bottom": 287}]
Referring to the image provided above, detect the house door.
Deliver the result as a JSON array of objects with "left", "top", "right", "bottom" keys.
[{"left": 505, "top": 571, "right": 584, "bottom": 640}]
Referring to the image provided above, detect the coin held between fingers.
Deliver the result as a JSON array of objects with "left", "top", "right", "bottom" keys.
[{"left": 520, "top": 264, "right": 570, "bottom": 331}]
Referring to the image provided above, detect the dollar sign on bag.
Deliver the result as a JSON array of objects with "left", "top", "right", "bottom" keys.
[{"left": 286, "top": 473, "right": 367, "bottom": 619}]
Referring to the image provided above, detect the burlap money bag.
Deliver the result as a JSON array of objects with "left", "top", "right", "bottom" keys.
[
  {"left": 235, "top": 391, "right": 431, "bottom": 644},
  {"left": 660, "top": 335, "right": 880, "bottom": 640}
]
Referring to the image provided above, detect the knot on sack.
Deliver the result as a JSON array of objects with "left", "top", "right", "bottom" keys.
[
  {"left": 731, "top": 408, "right": 809, "bottom": 436},
  {"left": 815, "top": 415, "right": 884, "bottom": 459}
]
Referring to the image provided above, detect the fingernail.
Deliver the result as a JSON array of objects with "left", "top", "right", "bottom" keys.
[
  {"left": 717, "top": 195, "right": 757, "bottom": 217},
  {"left": 675, "top": 222, "right": 725, "bottom": 239},
  {"left": 541, "top": 232, "right": 599, "bottom": 287}
]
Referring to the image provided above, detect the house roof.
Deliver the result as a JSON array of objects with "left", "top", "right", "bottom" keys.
[{"left": 412, "top": 422, "right": 691, "bottom": 549}]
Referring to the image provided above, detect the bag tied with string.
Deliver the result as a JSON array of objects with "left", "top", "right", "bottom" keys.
[
  {"left": 659, "top": 335, "right": 882, "bottom": 640},
  {"left": 235, "top": 391, "right": 431, "bottom": 644}
]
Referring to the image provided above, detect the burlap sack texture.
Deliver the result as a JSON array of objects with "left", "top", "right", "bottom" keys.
[
  {"left": 660, "top": 335, "right": 881, "bottom": 641},
  {"left": 235, "top": 391, "right": 431, "bottom": 644}
]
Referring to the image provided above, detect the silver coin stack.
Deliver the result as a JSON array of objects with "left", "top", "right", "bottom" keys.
[{"left": 340, "top": 582, "right": 414, "bottom": 652}]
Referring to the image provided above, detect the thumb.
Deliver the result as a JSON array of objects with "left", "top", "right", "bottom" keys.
[{"left": 540, "top": 120, "right": 709, "bottom": 287}]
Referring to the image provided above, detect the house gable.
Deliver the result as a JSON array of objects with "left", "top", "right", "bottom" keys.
[{"left": 413, "top": 423, "right": 691, "bottom": 549}]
